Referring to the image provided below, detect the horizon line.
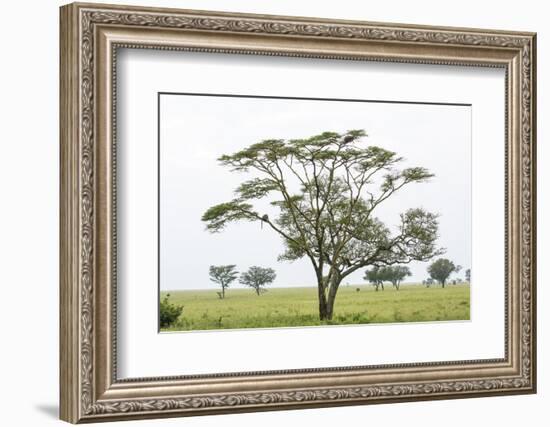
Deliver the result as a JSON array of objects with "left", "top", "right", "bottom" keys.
[{"left": 161, "top": 281, "right": 470, "bottom": 292}]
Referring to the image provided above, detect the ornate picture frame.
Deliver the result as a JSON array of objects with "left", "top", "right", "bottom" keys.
[{"left": 60, "top": 2, "right": 536, "bottom": 423}]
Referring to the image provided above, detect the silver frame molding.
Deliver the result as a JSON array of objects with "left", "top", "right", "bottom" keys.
[{"left": 60, "top": 2, "right": 536, "bottom": 423}]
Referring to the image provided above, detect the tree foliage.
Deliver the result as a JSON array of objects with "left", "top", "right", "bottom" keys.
[
  {"left": 364, "top": 265, "right": 411, "bottom": 290},
  {"left": 465, "top": 268, "right": 471, "bottom": 283},
  {"left": 427, "top": 258, "right": 461, "bottom": 288},
  {"left": 384, "top": 265, "right": 411, "bottom": 290},
  {"left": 202, "top": 130, "right": 443, "bottom": 319},
  {"left": 364, "top": 266, "right": 386, "bottom": 291},
  {"left": 239, "top": 266, "right": 276, "bottom": 295},
  {"left": 209, "top": 265, "right": 238, "bottom": 299},
  {"left": 159, "top": 294, "right": 183, "bottom": 328}
]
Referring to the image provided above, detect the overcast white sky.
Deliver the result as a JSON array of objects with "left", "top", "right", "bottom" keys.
[{"left": 160, "top": 94, "right": 471, "bottom": 290}]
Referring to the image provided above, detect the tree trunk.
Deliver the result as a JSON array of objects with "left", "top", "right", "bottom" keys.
[
  {"left": 324, "top": 275, "right": 341, "bottom": 321},
  {"left": 318, "top": 283, "right": 328, "bottom": 320},
  {"left": 256, "top": 287, "right": 260, "bottom": 296},
  {"left": 326, "top": 296, "right": 335, "bottom": 320},
  {"left": 222, "top": 286, "right": 225, "bottom": 299},
  {"left": 442, "top": 280, "right": 445, "bottom": 288}
]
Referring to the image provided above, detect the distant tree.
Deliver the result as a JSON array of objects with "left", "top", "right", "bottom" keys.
[
  {"left": 425, "top": 278, "right": 434, "bottom": 287},
  {"left": 465, "top": 268, "right": 471, "bottom": 283},
  {"left": 209, "top": 265, "right": 238, "bottom": 299},
  {"left": 365, "top": 265, "right": 411, "bottom": 291},
  {"left": 428, "top": 258, "right": 460, "bottom": 288},
  {"left": 383, "top": 265, "right": 411, "bottom": 290},
  {"left": 240, "top": 266, "right": 276, "bottom": 295},
  {"left": 453, "top": 265, "right": 463, "bottom": 285},
  {"left": 159, "top": 294, "right": 183, "bottom": 328},
  {"left": 364, "top": 267, "right": 386, "bottom": 291}
]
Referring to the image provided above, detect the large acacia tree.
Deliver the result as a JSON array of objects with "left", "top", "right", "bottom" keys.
[{"left": 202, "top": 130, "right": 443, "bottom": 320}]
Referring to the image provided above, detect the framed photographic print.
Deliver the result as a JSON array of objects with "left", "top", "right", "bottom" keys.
[{"left": 60, "top": 2, "right": 537, "bottom": 423}]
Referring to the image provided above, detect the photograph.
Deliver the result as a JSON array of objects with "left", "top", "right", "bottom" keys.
[{"left": 159, "top": 93, "right": 472, "bottom": 332}]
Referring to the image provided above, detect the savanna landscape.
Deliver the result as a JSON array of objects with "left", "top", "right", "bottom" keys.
[{"left": 159, "top": 122, "right": 471, "bottom": 332}]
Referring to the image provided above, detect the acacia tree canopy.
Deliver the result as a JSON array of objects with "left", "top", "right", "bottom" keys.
[{"left": 202, "top": 130, "right": 443, "bottom": 319}]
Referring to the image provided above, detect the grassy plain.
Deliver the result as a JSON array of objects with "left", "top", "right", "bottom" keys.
[{"left": 161, "top": 283, "right": 470, "bottom": 332}]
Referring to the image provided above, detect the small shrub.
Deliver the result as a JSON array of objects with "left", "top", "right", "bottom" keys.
[{"left": 160, "top": 294, "right": 183, "bottom": 328}]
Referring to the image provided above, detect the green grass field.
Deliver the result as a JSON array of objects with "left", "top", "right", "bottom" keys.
[{"left": 161, "top": 283, "right": 470, "bottom": 332}]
